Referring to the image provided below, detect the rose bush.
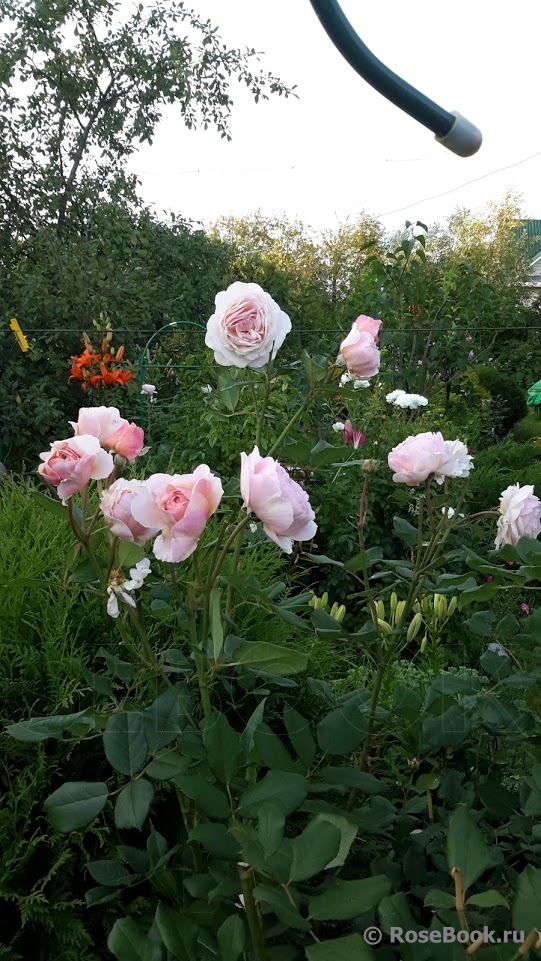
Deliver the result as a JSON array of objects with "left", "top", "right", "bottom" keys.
[{"left": 11, "top": 284, "right": 541, "bottom": 961}]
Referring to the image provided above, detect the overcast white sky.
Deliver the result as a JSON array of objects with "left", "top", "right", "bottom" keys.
[{"left": 127, "top": 0, "right": 540, "bottom": 233}]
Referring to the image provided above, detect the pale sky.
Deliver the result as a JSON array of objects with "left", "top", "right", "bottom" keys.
[{"left": 128, "top": 0, "right": 541, "bottom": 233}]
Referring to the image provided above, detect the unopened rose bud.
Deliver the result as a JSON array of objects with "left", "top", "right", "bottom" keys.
[
  {"left": 361, "top": 459, "right": 380, "bottom": 474},
  {"left": 113, "top": 454, "right": 127, "bottom": 471}
]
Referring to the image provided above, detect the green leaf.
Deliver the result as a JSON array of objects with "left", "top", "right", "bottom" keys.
[
  {"left": 240, "top": 698, "right": 267, "bottom": 758},
  {"left": 477, "top": 780, "right": 518, "bottom": 817},
  {"left": 422, "top": 705, "right": 471, "bottom": 749},
  {"left": 414, "top": 773, "right": 440, "bottom": 792},
  {"left": 283, "top": 706, "right": 316, "bottom": 768},
  {"left": 305, "top": 934, "right": 375, "bottom": 961},
  {"left": 88, "top": 859, "right": 133, "bottom": 887},
  {"left": 7, "top": 710, "right": 95, "bottom": 742},
  {"left": 480, "top": 650, "right": 512, "bottom": 679},
  {"left": 424, "top": 890, "right": 456, "bottom": 909},
  {"left": 254, "top": 722, "right": 296, "bottom": 772},
  {"left": 253, "top": 884, "right": 311, "bottom": 932},
  {"left": 317, "top": 705, "right": 368, "bottom": 755},
  {"left": 302, "top": 350, "right": 328, "bottom": 383},
  {"left": 203, "top": 711, "right": 243, "bottom": 783},
  {"left": 143, "top": 686, "right": 191, "bottom": 752},
  {"left": 104, "top": 712, "right": 147, "bottom": 776},
  {"left": 446, "top": 805, "right": 491, "bottom": 892},
  {"left": 173, "top": 774, "right": 230, "bottom": 819},
  {"left": 239, "top": 771, "right": 308, "bottom": 817},
  {"left": 44, "top": 781, "right": 108, "bottom": 833},
  {"left": 393, "top": 516, "right": 418, "bottom": 546},
  {"left": 379, "top": 892, "right": 418, "bottom": 934},
  {"left": 289, "top": 818, "right": 341, "bottom": 882},
  {"left": 312, "top": 813, "right": 358, "bottom": 869},
  {"left": 467, "top": 890, "right": 508, "bottom": 908},
  {"left": 318, "top": 766, "right": 387, "bottom": 794},
  {"left": 30, "top": 489, "right": 66, "bottom": 517},
  {"left": 146, "top": 752, "right": 190, "bottom": 780},
  {"left": 107, "top": 918, "right": 162, "bottom": 961},
  {"left": 217, "top": 914, "right": 245, "bottom": 961},
  {"left": 258, "top": 803, "right": 286, "bottom": 858},
  {"left": 309, "top": 875, "right": 391, "bottom": 921},
  {"left": 189, "top": 823, "right": 240, "bottom": 859},
  {"left": 234, "top": 641, "right": 308, "bottom": 675},
  {"left": 114, "top": 779, "right": 154, "bottom": 831},
  {"left": 464, "top": 611, "right": 497, "bottom": 637},
  {"left": 210, "top": 586, "right": 224, "bottom": 660},
  {"left": 155, "top": 904, "right": 198, "bottom": 961},
  {"left": 512, "top": 865, "right": 541, "bottom": 932},
  {"left": 117, "top": 542, "right": 146, "bottom": 568}
]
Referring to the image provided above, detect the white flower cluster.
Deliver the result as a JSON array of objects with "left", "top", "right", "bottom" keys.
[
  {"left": 339, "top": 371, "right": 371, "bottom": 390},
  {"left": 332, "top": 422, "right": 345, "bottom": 432},
  {"left": 106, "top": 558, "right": 152, "bottom": 618},
  {"left": 386, "top": 389, "right": 428, "bottom": 409}
]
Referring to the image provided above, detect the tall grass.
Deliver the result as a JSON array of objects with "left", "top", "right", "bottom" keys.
[{"left": 0, "top": 479, "right": 112, "bottom": 960}]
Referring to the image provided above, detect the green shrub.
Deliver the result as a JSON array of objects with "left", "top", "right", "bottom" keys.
[{"left": 475, "top": 365, "right": 527, "bottom": 437}]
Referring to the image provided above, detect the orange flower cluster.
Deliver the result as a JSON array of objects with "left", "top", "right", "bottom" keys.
[{"left": 69, "top": 334, "right": 134, "bottom": 390}]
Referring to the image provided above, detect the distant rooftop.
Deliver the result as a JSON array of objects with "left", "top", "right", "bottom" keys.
[{"left": 516, "top": 220, "right": 541, "bottom": 261}]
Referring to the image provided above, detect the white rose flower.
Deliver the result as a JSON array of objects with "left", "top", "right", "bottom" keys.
[
  {"left": 332, "top": 422, "right": 346, "bottom": 432},
  {"left": 205, "top": 281, "right": 291, "bottom": 369},
  {"left": 434, "top": 439, "right": 473, "bottom": 484},
  {"left": 495, "top": 484, "right": 541, "bottom": 549}
]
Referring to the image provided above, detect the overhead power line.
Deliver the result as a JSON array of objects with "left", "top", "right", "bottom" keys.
[{"left": 376, "top": 149, "right": 541, "bottom": 218}]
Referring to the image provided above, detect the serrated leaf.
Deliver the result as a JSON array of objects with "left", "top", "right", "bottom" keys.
[
  {"left": 44, "top": 781, "right": 107, "bottom": 833},
  {"left": 107, "top": 918, "right": 162, "bottom": 961},
  {"left": 104, "top": 712, "right": 147, "bottom": 776},
  {"left": 114, "top": 779, "right": 154, "bottom": 831}
]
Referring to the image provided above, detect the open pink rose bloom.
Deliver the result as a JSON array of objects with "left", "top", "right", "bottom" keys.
[
  {"left": 131, "top": 466, "right": 223, "bottom": 563},
  {"left": 38, "top": 435, "right": 114, "bottom": 499},
  {"left": 240, "top": 447, "right": 317, "bottom": 553},
  {"left": 71, "top": 406, "right": 144, "bottom": 461},
  {"left": 205, "top": 281, "right": 291, "bottom": 369}
]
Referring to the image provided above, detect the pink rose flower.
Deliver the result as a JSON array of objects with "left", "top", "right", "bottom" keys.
[
  {"left": 131, "top": 467, "right": 223, "bottom": 563},
  {"left": 339, "top": 315, "right": 381, "bottom": 379},
  {"left": 388, "top": 432, "right": 448, "bottom": 486},
  {"left": 205, "top": 281, "right": 292, "bottom": 369},
  {"left": 100, "top": 479, "right": 159, "bottom": 545},
  {"left": 520, "top": 603, "right": 530, "bottom": 614},
  {"left": 495, "top": 484, "right": 541, "bottom": 549},
  {"left": 240, "top": 447, "right": 317, "bottom": 553},
  {"left": 71, "top": 406, "right": 144, "bottom": 461},
  {"left": 38, "top": 435, "right": 114, "bottom": 499}
]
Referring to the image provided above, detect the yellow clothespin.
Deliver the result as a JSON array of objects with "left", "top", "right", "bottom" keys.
[{"left": 9, "top": 318, "right": 29, "bottom": 352}]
